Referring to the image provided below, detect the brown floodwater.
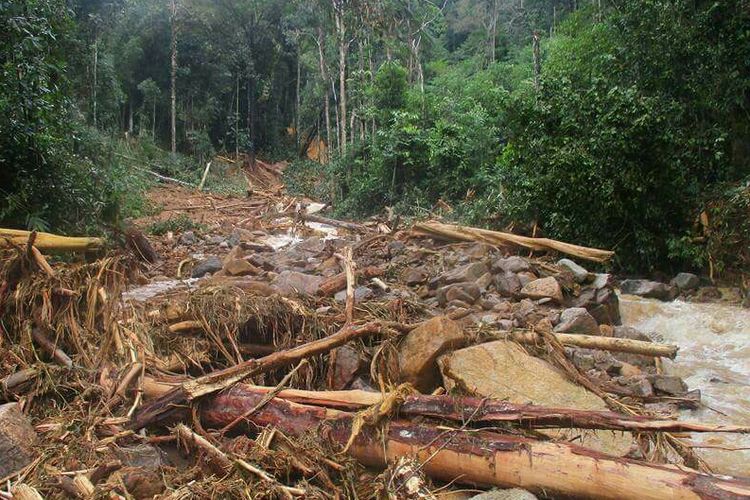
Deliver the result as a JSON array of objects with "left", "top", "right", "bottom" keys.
[{"left": 619, "top": 295, "right": 750, "bottom": 478}]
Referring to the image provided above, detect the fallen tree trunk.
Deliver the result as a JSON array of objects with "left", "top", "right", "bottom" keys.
[
  {"left": 201, "top": 387, "right": 750, "bottom": 500},
  {"left": 317, "top": 266, "right": 383, "bottom": 296},
  {"left": 200, "top": 385, "right": 746, "bottom": 434},
  {"left": 506, "top": 330, "right": 679, "bottom": 359},
  {"left": 130, "top": 321, "right": 384, "bottom": 430},
  {"left": 413, "top": 221, "right": 614, "bottom": 263},
  {"left": 0, "top": 229, "right": 103, "bottom": 252}
]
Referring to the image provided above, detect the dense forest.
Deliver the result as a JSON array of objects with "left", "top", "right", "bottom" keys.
[{"left": 1, "top": 0, "right": 749, "bottom": 276}]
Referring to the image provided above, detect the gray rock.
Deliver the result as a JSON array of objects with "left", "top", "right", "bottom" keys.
[
  {"left": 206, "top": 235, "right": 225, "bottom": 245},
  {"left": 0, "top": 403, "right": 38, "bottom": 478},
  {"left": 227, "top": 231, "right": 242, "bottom": 248},
  {"left": 670, "top": 272, "right": 700, "bottom": 291},
  {"left": 494, "top": 272, "right": 522, "bottom": 298},
  {"left": 649, "top": 375, "right": 688, "bottom": 396},
  {"left": 437, "top": 282, "right": 481, "bottom": 307},
  {"left": 470, "top": 488, "right": 538, "bottom": 500},
  {"left": 491, "top": 256, "right": 530, "bottom": 274},
  {"left": 387, "top": 240, "right": 406, "bottom": 255},
  {"left": 612, "top": 376, "right": 655, "bottom": 397},
  {"left": 557, "top": 258, "right": 589, "bottom": 283},
  {"left": 520, "top": 276, "right": 564, "bottom": 303},
  {"left": 440, "top": 262, "right": 489, "bottom": 286},
  {"left": 114, "top": 444, "right": 164, "bottom": 469},
  {"left": 476, "top": 272, "right": 494, "bottom": 292},
  {"left": 592, "top": 273, "right": 613, "bottom": 289},
  {"left": 554, "top": 307, "right": 599, "bottom": 335},
  {"left": 179, "top": 230, "right": 198, "bottom": 245},
  {"left": 335, "top": 286, "right": 373, "bottom": 303},
  {"left": 402, "top": 267, "right": 428, "bottom": 286},
  {"left": 620, "top": 279, "right": 677, "bottom": 301},
  {"left": 191, "top": 256, "right": 223, "bottom": 278},
  {"left": 613, "top": 326, "right": 652, "bottom": 342},
  {"left": 219, "top": 241, "right": 229, "bottom": 249},
  {"left": 273, "top": 270, "right": 325, "bottom": 296}
]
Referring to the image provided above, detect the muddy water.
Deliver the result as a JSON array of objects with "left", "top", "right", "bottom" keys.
[{"left": 619, "top": 295, "right": 750, "bottom": 477}]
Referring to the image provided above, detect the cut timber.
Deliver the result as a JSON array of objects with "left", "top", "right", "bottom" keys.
[
  {"left": 190, "top": 384, "right": 749, "bottom": 434},
  {"left": 505, "top": 330, "right": 678, "bottom": 359},
  {"left": 201, "top": 387, "right": 750, "bottom": 500},
  {"left": 130, "top": 322, "right": 384, "bottom": 430},
  {"left": 413, "top": 221, "right": 614, "bottom": 263},
  {"left": 0, "top": 229, "right": 103, "bottom": 252}
]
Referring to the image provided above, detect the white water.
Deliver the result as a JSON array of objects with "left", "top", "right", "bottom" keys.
[{"left": 619, "top": 295, "right": 750, "bottom": 477}]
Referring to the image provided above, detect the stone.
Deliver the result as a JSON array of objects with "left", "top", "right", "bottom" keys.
[
  {"left": 402, "top": 267, "right": 428, "bottom": 286},
  {"left": 470, "top": 488, "right": 538, "bottom": 500},
  {"left": 611, "top": 326, "right": 656, "bottom": 368},
  {"left": 206, "top": 235, "right": 225, "bottom": 245},
  {"left": 223, "top": 258, "right": 258, "bottom": 277},
  {"left": 335, "top": 286, "right": 374, "bottom": 303},
  {"left": 227, "top": 230, "right": 242, "bottom": 248},
  {"left": 516, "top": 271, "right": 537, "bottom": 286},
  {"left": 388, "top": 240, "right": 407, "bottom": 255},
  {"left": 649, "top": 375, "right": 688, "bottom": 396},
  {"left": 670, "top": 272, "right": 700, "bottom": 291},
  {"left": 571, "top": 350, "right": 596, "bottom": 371},
  {"left": 273, "top": 271, "right": 325, "bottom": 296},
  {"left": 439, "top": 341, "right": 633, "bottom": 456},
  {"left": 557, "top": 258, "right": 589, "bottom": 283},
  {"left": 619, "top": 362, "right": 642, "bottom": 377},
  {"left": 0, "top": 403, "right": 38, "bottom": 478},
  {"left": 520, "top": 276, "right": 563, "bottom": 303},
  {"left": 219, "top": 241, "right": 229, "bottom": 249},
  {"left": 110, "top": 467, "right": 165, "bottom": 499},
  {"left": 114, "top": 444, "right": 164, "bottom": 469},
  {"left": 440, "top": 262, "right": 489, "bottom": 286},
  {"left": 350, "top": 376, "right": 378, "bottom": 392},
  {"left": 611, "top": 376, "right": 654, "bottom": 397},
  {"left": 491, "top": 256, "right": 530, "bottom": 274},
  {"left": 592, "top": 273, "right": 613, "bottom": 289},
  {"left": 329, "top": 345, "right": 365, "bottom": 390},
  {"left": 476, "top": 272, "right": 494, "bottom": 292},
  {"left": 620, "top": 279, "right": 677, "bottom": 301},
  {"left": 465, "top": 243, "right": 493, "bottom": 259},
  {"left": 494, "top": 272, "right": 521, "bottom": 298},
  {"left": 179, "top": 230, "right": 197, "bottom": 245},
  {"left": 554, "top": 307, "right": 599, "bottom": 335},
  {"left": 437, "top": 282, "right": 481, "bottom": 307},
  {"left": 191, "top": 256, "right": 223, "bottom": 278},
  {"left": 399, "top": 316, "right": 465, "bottom": 392}
]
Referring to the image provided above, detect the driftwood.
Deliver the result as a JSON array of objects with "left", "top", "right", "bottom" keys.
[
  {"left": 0, "top": 229, "right": 103, "bottom": 252},
  {"left": 130, "top": 321, "right": 384, "bottom": 429},
  {"left": 506, "top": 330, "right": 679, "bottom": 359},
  {"left": 413, "top": 221, "right": 614, "bottom": 263},
  {"left": 317, "top": 266, "right": 383, "bottom": 296},
  {"left": 201, "top": 387, "right": 750, "bottom": 500}
]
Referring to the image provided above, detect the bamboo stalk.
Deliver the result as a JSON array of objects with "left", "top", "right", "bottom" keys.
[
  {"left": 0, "top": 229, "right": 103, "bottom": 252},
  {"left": 505, "top": 330, "right": 678, "bottom": 359}
]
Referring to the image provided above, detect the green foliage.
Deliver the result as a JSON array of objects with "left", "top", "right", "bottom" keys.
[{"left": 147, "top": 213, "right": 203, "bottom": 235}]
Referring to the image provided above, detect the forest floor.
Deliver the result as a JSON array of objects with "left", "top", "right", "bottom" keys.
[{"left": 1, "top": 159, "right": 749, "bottom": 499}]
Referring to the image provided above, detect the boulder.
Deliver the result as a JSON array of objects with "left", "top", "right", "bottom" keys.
[
  {"left": 334, "top": 286, "right": 373, "bottom": 303},
  {"left": 491, "top": 256, "right": 530, "bottom": 274},
  {"left": 439, "top": 341, "right": 633, "bottom": 456},
  {"left": 494, "top": 272, "right": 521, "bottom": 298},
  {"left": 592, "top": 273, "right": 613, "bottom": 289},
  {"left": 399, "top": 316, "right": 465, "bottom": 392},
  {"left": 439, "top": 262, "right": 489, "bottom": 286},
  {"left": 554, "top": 307, "right": 599, "bottom": 335},
  {"left": 402, "top": 267, "right": 428, "bottom": 286},
  {"left": 670, "top": 272, "right": 700, "bottom": 291},
  {"left": 328, "top": 345, "right": 365, "bottom": 390},
  {"left": 470, "top": 489, "right": 538, "bottom": 500},
  {"left": 620, "top": 279, "right": 677, "bottom": 301},
  {"left": 0, "top": 403, "right": 38, "bottom": 478},
  {"left": 437, "top": 282, "right": 481, "bottom": 307},
  {"left": 273, "top": 271, "right": 325, "bottom": 296},
  {"left": 649, "top": 375, "right": 688, "bottom": 396},
  {"left": 191, "top": 256, "right": 223, "bottom": 278},
  {"left": 223, "top": 259, "right": 259, "bottom": 277},
  {"left": 557, "top": 258, "right": 589, "bottom": 283},
  {"left": 520, "top": 276, "right": 564, "bottom": 303}
]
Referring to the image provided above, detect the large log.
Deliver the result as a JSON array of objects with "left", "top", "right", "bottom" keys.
[
  {"left": 413, "top": 221, "right": 614, "bottom": 263},
  {"left": 0, "top": 229, "right": 103, "bottom": 252},
  {"left": 129, "top": 321, "right": 384, "bottom": 430},
  {"left": 201, "top": 387, "right": 750, "bottom": 500}
]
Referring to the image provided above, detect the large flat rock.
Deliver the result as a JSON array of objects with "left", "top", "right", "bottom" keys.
[{"left": 439, "top": 341, "right": 633, "bottom": 456}]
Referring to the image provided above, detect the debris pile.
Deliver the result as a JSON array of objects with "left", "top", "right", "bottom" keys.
[{"left": 1, "top": 183, "right": 749, "bottom": 499}]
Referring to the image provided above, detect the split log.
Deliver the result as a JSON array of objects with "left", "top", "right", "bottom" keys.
[
  {"left": 317, "top": 266, "right": 383, "bottom": 296},
  {"left": 413, "top": 221, "right": 614, "bottom": 263},
  {"left": 506, "top": 330, "right": 679, "bottom": 359},
  {"left": 0, "top": 229, "right": 103, "bottom": 252},
  {"left": 130, "top": 321, "right": 384, "bottom": 430},
  {"left": 201, "top": 387, "right": 750, "bottom": 500}
]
